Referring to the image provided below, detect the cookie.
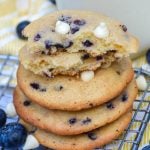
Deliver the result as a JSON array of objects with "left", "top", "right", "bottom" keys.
[
  {"left": 14, "top": 79, "right": 137, "bottom": 135},
  {"left": 17, "top": 57, "right": 134, "bottom": 111},
  {"left": 20, "top": 46, "right": 116, "bottom": 77},
  {"left": 20, "top": 111, "right": 132, "bottom": 150},
  {"left": 23, "top": 10, "right": 138, "bottom": 57}
]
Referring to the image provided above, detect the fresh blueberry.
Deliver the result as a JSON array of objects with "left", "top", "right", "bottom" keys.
[
  {"left": 0, "top": 109, "right": 6, "bottom": 128},
  {"left": 49, "top": 0, "right": 56, "bottom": 5},
  {"left": 68, "top": 118, "right": 77, "bottom": 125},
  {"left": 73, "top": 19, "right": 86, "bottom": 26},
  {"left": 0, "top": 123, "right": 27, "bottom": 148},
  {"left": 16, "top": 21, "right": 30, "bottom": 39},
  {"left": 82, "top": 40, "right": 93, "bottom": 47},
  {"left": 142, "top": 145, "right": 150, "bottom": 150},
  {"left": 146, "top": 49, "right": 150, "bottom": 64},
  {"left": 34, "top": 34, "right": 41, "bottom": 41},
  {"left": 23, "top": 100, "right": 31, "bottom": 106},
  {"left": 120, "top": 25, "right": 127, "bottom": 32},
  {"left": 87, "top": 132, "right": 97, "bottom": 140}
]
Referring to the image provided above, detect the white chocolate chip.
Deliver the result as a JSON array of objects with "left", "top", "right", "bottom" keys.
[
  {"left": 23, "top": 134, "right": 39, "bottom": 150},
  {"left": 81, "top": 71, "right": 94, "bottom": 82},
  {"left": 55, "top": 21, "right": 70, "bottom": 34},
  {"left": 93, "top": 22, "right": 109, "bottom": 38},
  {"left": 136, "top": 75, "right": 147, "bottom": 91},
  {"left": 5, "top": 103, "right": 17, "bottom": 117}
]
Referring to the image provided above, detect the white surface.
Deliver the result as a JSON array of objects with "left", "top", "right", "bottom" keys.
[
  {"left": 23, "top": 134, "right": 39, "bottom": 150},
  {"left": 56, "top": 0, "right": 150, "bottom": 51}
]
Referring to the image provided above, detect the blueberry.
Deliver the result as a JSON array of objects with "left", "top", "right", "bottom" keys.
[
  {"left": 82, "top": 117, "right": 91, "bottom": 124},
  {"left": 23, "top": 100, "right": 31, "bottom": 106},
  {"left": 142, "top": 145, "right": 150, "bottom": 150},
  {"left": 82, "top": 40, "right": 93, "bottom": 47},
  {"left": 59, "top": 15, "right": 72, "bottom": 24},
  {"left": 45, "top": 40, "right": 52, "bottom": 49},
  {"left": 81, "top": 54, "right": 90, "bottom": 60},
  {"left": 120, "top": 25, "right": 127, "bottom": 32},
  {"left": 55, "top": 43, "right": 64, "bottom": 49},
  {"left": 121, "top": 93, "right": 128, "bottom": 102},
  {"left": 73, "top": 19, "right": 86, "bottom": 26},
  {"left": 70, "top": 24, "right": 80, "bottom": 34},
  {"left": 34, "top": 34, "right": 41, "bottom": 41},
  {"left": 96, "top": 55, "right": 103, "bottom": 61},
  {"left": 106, "top": 102, "right": 114, "bottom": 109},
  {"left": 146, "top": 49, "right": 150, "bottom": 64},
  {"left": 30, "top": 83, "right": 40, "bottom": 90},
  {"left": 16, "top": 21, "right": 30, "bottom": 39},
  {"left": 49, "top": 0, "right": 56, "bottom": 5},
  {"left": 0, "top": 123, "right": 27, "bottom": 148},
  {"left": 33, "top": 144, "right": 53, "bottom": 150},
  {"left": 63, "top": 40, "right": 73, "bottom": 48},
  {"left": 87, "top": 132, "right": 97, "bottom": 140},
  {"left": 68, "top": 118, "right": 77, "bottom": 125},
  {"left": 0, "top": 109, "right": 6, "bottom": 128}
]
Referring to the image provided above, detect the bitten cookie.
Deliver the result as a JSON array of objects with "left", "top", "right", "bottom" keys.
[
  {"left": 23, "top": 10, "right": 138, "bottom": 56},
  {"left": 20, "top": 46, "right": 116, "bottom": 77},
  {"left": 14, "top": 80, "right": 137, "bottom": 135},
  {"left": 17, "top": 57, "right": 134, "bottom": 111},
  {"left": 20, "top": 111, "right": 132, "bottom": 150}
]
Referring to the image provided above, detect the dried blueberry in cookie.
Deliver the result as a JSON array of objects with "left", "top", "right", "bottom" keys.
[
  {"left": 73, "top": 19, "right": 86, "bottom": 26},
  {"left": 106, "top": 102, "right": 114, "bottom": 109},
  {"left": 23, "top": 100, "right": 31, "bottom": 106},
  {"left": 82, "top": 117, "right": 91, "bottom": 125},
  {"left": 30, "top": 83, "right": 40, "bottom": 90},
  {"left": 121, "top": 93, "right": 128, "bottom": 102},
  {"left": 96, "top": 55, "right": 103, "bottom": 61},
  {"left": 34, "top": 33, "right": 41, "bottom": 41},
  {"left": 120, "top": 24, "right": 127, "bottom": 32},
  {"left": 70, "top": 24, "right": 80, "bottom": 34},
  {"left": 82, "top": 40, "right": 93, "bottom": 47},
  {"left": 81, "top": 54, "right": 90, "bottom": 60},
  {"left": 68, "top": 118, "right": 77, "bottom": 125},
  {"left": 87, "top": 132, "right": 97, "bottom": 140},
  {"left": 59, "top": 15, "right": 72, "bottom": 24}
]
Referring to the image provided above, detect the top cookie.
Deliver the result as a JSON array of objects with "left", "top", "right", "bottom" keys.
[{"left": 23, "top": 10, "right": 139, "bottom": 56}]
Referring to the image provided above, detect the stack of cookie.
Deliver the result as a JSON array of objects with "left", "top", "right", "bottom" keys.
[{"left": 14, "top": 10, "right": 139, "bottom": 149}]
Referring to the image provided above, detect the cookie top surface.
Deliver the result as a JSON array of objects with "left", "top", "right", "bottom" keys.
[
  {"left": 19, "top": 46, "right": 116, "bottom": 77},
  {"left": 14, "top": 80, "right": 137, "bottom": 135},
  {"left": 20, "top": 111, "right": 132, "bottom": 150},
  {"left": 17, "top": 57, "right": 134, "bottom": 111},
  {"left": 23, "top": 10, "right": 139, "bottom": 56}
]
